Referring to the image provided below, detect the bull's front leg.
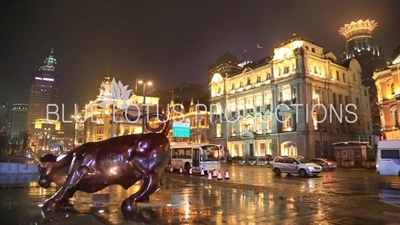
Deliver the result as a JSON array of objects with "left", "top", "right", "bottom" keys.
[
  {"left": 59, "top": 188, "right": 76, "bottom": 207},
  {"left": 42, "top": 165, "right": 89, "bottom": 212},
  {"left": 121, "top": 173, "right": 160, "bottom": 212}
]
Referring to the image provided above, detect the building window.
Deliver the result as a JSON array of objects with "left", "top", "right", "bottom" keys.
[
  {"left": 282, "top": 87, "right": 291, "bottom": 101},
  {"left": 283, "top": 114, "right": 292, "bottom": 130},
  {"left": 266, "top": 73, "right": 271, "bottom": 80},
  {"left": 391, "top": 83, "right": 395, "bottom": 95},
  {"left": 215, "top": 124, "right": 222, "bottom": 137},
  {"left": 254, "top": 118, "right": 262, "bottom": 133},
  {"left": 96, "top": 127, "right": 104, "bottom": 134},
  {"left": 332, "top": 93, "right": 337, "bottom": 107},
  {"left": 230, "top": 101, "right": 236, "bottom": 112},
  {"left": 246, "top": 98, "right": 253, "bottom": 109},
  {"left": 356, "top": 98, "right": 359, "bottom": 106},
  {"left": 284, "top": 66, "right": 289, "bottom": 74},
  {"left": 336, "top": 71, "right": 340, "bottom": 80},
  {"left": 255, "top": 95, "right": 262, "bottom": 107},
  {"left": 266, "top": 116, "right": 272, "bottom": 132},
  {"left": 311, "top": 48, "right": 315, "bottom": 53},
  {"left": 257, "top": 76, "right": 261, "bottom": 83},
  {"left": 260, "top": 143, "right": 266, "bottom": 156},
  {"left": 353, "top": 74, "right": 356, "bottom": 82},
  {"left": 342, "top": 73, "right": 346, "bottom": 82},
  {"left": 265, "top": 93, "right": 272, "bottom": 105},
  {"left": 231, "top": 125, "right": 236, "bottom": 135},
  {"left": 231, "top": 84, "right": 235, "bottom": 90},
  {"left": 247, "top": 77, "right": 251, "bottom": 86}
]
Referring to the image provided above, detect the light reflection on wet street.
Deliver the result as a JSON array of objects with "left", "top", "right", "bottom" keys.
[
  {"left": 221, "top": 165, "right": 400, "bottom": 198},
  {"left": 1, "top": 171, "right": 400, "bottom": 225}
]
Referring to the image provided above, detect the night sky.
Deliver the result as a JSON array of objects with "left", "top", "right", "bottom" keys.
[{"left": 1, "top": 0, "right": 399, "bottom": 112}]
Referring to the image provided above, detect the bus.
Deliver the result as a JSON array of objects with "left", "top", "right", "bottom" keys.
[
  {"left": 169, "top": 142, "right": 220, "bottom": 172},
  {"left": 376, "top": 140, "right": 400, "bottom": 176}
]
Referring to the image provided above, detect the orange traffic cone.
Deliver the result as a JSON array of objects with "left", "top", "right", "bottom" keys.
[
  {"left": 179, "top": 168, "right": 183, "bottom": 173},
  {"left": 200, "top": 167, "right": 205, "bottom": 176},
  {"left": 212, "top": 169, "right": 217, "bottom": 177},
  {"left": 224, "top": 170, "right": 230, "bottom": 180},
  {"left": 208, "top": 171, "right": 212, "bottom": 180},
  {"left": 217, "top": 171, "right": 222, "bottom": 180},
  {"left": 170, "top": 166, "right": 174, "bottom": 173},
  {"left": 189, "top": 168, "right": 193, "bottom": 175}
]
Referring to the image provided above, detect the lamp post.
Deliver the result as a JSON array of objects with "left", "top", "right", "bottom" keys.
[
  {"left": 137, "top": 80, "right": 153, "bottom": 133},
  {"left": 71, "top": 115, "right": 76, "bottom": 148}
]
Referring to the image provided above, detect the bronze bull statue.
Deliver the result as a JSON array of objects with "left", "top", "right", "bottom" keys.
[{"left": 29, "top": 113, "right": 171, "bottom": 212}]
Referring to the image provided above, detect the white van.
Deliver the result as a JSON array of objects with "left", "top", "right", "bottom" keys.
[{"left": 376, "top": 140, "right": 400, "bottom": 176}]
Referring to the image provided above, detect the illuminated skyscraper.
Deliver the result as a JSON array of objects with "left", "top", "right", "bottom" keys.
[
  {"left": 26, "top": 48, "right": 60, "bottom": 131},
  {"left": 339, "top": 19, "right": 386, "bottom": 100}
]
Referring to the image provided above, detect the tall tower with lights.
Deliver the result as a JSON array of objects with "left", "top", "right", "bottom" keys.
[
  {"left": 26, "top": 48, "right": 60, "bottom": 131},
  {"left": 339, "top": 19, "right": 385, "bottom": 100}
]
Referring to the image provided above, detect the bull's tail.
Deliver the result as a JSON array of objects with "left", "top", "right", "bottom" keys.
[{"left": 123, "top": 112, "right": 170, "bottom": 135}]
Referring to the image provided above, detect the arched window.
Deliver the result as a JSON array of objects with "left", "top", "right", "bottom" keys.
[
  {"left": 391, "top": 83, "right": 395, "bottom": 95},
  {"left": 392, "top": 107, "right": 399, "bottom": 128}
]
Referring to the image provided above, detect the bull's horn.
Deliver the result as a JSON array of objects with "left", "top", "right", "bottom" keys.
[
  {"left": 59, "top": 144, "right": 64, "bottom": 155},
  {"left": 27, "top": 147, "right": 41, "bottom": 162}
]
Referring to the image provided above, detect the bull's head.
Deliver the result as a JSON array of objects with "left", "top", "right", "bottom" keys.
[{"left": 27, "top": 146, "right": 65, "bottom": 188}]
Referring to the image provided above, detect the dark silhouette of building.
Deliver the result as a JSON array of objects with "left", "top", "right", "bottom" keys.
[
  {"left": 391, "top": 45, "right": 400, "bottom": 59},
  {"left": 9, "top": 103, "right": 28, "bottom": 138},
  {"left": 339, "top": 19, "right": 386, "bottom": 100},
  {"left": 26, "top": 48, "right": 60, "bottom": 131},
  {"left": 0, "top": 100, "right": 8, "bottom": 132},
  {"left": 207, "top": 52, "right": 241, "bottom": 84},
  {"left": 150, "top": 83, "right": 209, "bottom": 111}
]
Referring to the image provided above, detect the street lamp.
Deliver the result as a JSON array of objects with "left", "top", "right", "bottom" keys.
[
  {"left": 71, "top": 115, "right": 76, "bottom": 148},
  {"left": 136, "top": 79, "right": 153, "bottom": 133}
]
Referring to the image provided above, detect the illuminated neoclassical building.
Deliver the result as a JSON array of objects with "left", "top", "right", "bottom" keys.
[
  {"left": 209, "top": 35, "right": 371, "bottom": 159},
  {"left": 373, "top": 54, "right": 400, "bottom": 140},
  {"left": 29, "top": 119, "right": 61, "bottom": 154},
  {"left": 81, "top": 76, "right": 160, "bottom": 143},
  {"left": 164, "top": 96, "right": 210, "bottom": 143}
]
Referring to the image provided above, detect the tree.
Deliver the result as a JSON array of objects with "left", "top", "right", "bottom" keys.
[{"left": 348, "top": 97, "right": 381, "bottom": 140}]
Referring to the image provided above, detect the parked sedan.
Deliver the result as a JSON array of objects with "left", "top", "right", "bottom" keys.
[{"left": 312, "top": 158, "right": 337, "bottom": 171}]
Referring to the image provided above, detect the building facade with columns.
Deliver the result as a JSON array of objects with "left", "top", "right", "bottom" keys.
[
  {"left": 80, "top": 76, "right": 160, "bottom": 143},
  {"left": 209, "top": 35, "right": 371, "bottom": 159},
  {"left": 164, "top": 97, "right": 210, "bottom": 144},
  {"left": 373, "top": 54, "right": 400, "bottom": 140}
]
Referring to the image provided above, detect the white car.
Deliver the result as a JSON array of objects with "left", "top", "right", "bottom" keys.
[{"left": 272, "top": 155, "right": 322, "bottom": 177}]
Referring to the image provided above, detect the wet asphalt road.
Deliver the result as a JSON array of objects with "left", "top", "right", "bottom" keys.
[
  {"left": 0, "top": 165, "right": 400, "bottom": 225},
  {"left": 219, "top": 165, "right": 400, "bottom": 198}
]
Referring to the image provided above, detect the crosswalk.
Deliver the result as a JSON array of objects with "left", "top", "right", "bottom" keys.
[{"left": 380, "top": 182, "right": 400, "bottom": 207}]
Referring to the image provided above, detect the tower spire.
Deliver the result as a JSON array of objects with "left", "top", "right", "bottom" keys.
[
  {"left": 169, "top": 90, "right": 175, "bottom": 108},
  {"left": 39, "top": 45, "right": 57, "bottom": 72},
  {"left": 189, "top": 97, "right": 194, "bottom": 113}
]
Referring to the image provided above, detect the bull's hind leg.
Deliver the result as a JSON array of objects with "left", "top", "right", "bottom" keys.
[
  {"left": 121, "top": 173, "right": 160, "bottom": 211},
  {"left": 42, "top": 163, "right": 89, "bottom": 212}
]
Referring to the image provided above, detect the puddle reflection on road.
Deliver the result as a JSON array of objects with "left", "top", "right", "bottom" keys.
[{"left": 0, "top": 177, "right": 398, "bottom": 225}]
